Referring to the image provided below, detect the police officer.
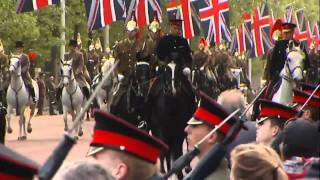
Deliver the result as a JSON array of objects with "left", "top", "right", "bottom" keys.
[
  {"left": 113, "top": 12, "right": 143, "bottom": 81},
  {"left": 264, "top": 21, "right": 309, "bottom": 84},
  {"left": 57, "top": 39, "right": 90, "bottom": 101},
  {"left": 156, "top": 14, "right": 192, "bottom": 76},
  {"left": 14, "top": 41, "right": 36, "bottom": 103}
]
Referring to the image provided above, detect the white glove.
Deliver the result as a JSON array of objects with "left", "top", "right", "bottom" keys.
[
  {"left": 183, "top": 67, "right": 191, "bottom": 76},
  {"left": 200, "top": 66, "right": 205, "bottom": 71},
  {"left": 117, "top": 74, "right": 124, "bottom": 82}
]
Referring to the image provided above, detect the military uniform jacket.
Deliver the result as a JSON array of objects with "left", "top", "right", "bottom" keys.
[
  {"left": 156, "top": 34, "right": 192, "bottom": 68},
  {"left": 17, "top": 53, "right": 33, "bottom": 85},
  {"left": 265, "top": 39, "right": 310, "bottom": 82},
  {"left": 141, "top": 37, "right": 159, "bottom": 67},
  {"left": 64, "top": 50, "right": 88, "bottom": 88},
  {"left": 114, "top": 38, "right": 142, "bottom": 77}
]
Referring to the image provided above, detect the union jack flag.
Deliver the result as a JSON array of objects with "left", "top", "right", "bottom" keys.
[
  {"left": 16, "top": 0, "right": 60, "bottom": 13},
  {"left": 85, "top": 0, "right": 126, "bottom": 30},
  {"left": 236, "top": 13, "right": 253, "bottom": 54},
  {"left": 284, "top": 3, "right": 293, "bottom": 23},
  {"left": 312, "top": 23, "right": 319, "bottom": 50},
  {"left": 251, "top": 4, "right": 272, "bottom": 57},
  {"left": 294, "top": 9, "right": 312, "bottom": 48},
  {"left": 198, "top": 0, "right": 230, "bottom": 45},
  {"left": 125, "top": 0, "right": 162, "bottom": 28},
  {"left": 165, "top": 0, "right": 197, "bottom": 39}
]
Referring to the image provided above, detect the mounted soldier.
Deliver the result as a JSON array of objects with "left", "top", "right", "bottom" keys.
[
  {"left": 113, "top": 11, "right": 143, "bottom": 81},
  {"left": 138, "top": 11, "right": 163, "bottom": 71},
  {"left": 264, "top": 20, "right": 310, "bottom": 98},
  {"left": 87, "top": 40, "right": 101, "bottom": 78},
  {"left": 13, "top": 41, "right": 36, "bottom": 103},
  {"left": 0, "top": 40, "right": 9, "bottom": 103},
  {"left": 76, "top": 33, "right": 91, "bottom": 85},
  {"left": 56, "top": 39, "right": 90, "bottom": 101}
]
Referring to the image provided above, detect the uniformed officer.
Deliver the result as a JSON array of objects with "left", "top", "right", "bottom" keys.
[
  {"left": 156, "top": 14, "right": 192, "bottom": 74},
  {"left": 14, "top": 41, "right": 36, "bottom": 103},
  {"left": 57, "top": 39, "right": 90, "bottom": 101},
  {"left": 87, "top": 110, "right": 168, "bottom": 180},
  {"left": 0, "top": 40, "right": 9, "bottom": 103},
  {"left": 76, "top": 33, "right": 91, "bottom": 85},
  {"left": 113, "top": 12, "right": 143, "bottom": 81},
  {"left": 264, "top": 21, "right": 309, "bottom": 84}
]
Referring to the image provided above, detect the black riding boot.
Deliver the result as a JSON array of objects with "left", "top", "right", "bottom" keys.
[
  {"left": 27, "top": 85, "right": 36, "bottom": 103},
  {"left": 82, "top": 87, "right": 90, "bottom": 100}
]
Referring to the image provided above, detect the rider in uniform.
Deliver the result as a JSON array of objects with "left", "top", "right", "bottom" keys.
[
  {"left": 139, "top": 11, "right": 162, "bottom": 70},
  {"left": 14, "top": 41, "right": 36, "bottom": 103},
  {"left": 192, "top": 37, "right": 211, "bottom": 70},
  {"left": 113, "top": 11, "right": 143, "bottom": 81},
  {"left": 57, "top": 39, "right": 90, "bottom": 101},
  {"left": 156, "top": 14, "right": 193, "bottom": 86},
  {"left": 0, "top": 40, "right": 9, "bottom": 104},
  {"left": 264, "top": 21, "right": 309, "bottom": 91}
]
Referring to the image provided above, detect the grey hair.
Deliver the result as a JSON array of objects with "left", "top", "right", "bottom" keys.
[
  {"left": 54, "top": 160, "right": 115, "bottom": 180},
  {"left": 217, "top": 89, "right": 246, "bottom": 117}
]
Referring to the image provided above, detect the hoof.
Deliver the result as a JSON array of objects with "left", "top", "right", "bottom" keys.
[
  {"left": 184, "top": 165, "right": 192, "bottom": 174},
  {"left": 78, "top": 129, "right": 83, "bottom": 137},
  {"left": 7, "top": 127, "right": 13, "bottom": 134},
  {"left": 74, "top": 136, "right": 79, "bottom": 140},
  {"left": 64, "top": 126, "right": 68, "bottom": 132},
  {"left": 22, "top": 136, "right": 27, "bottom": 140},
  {"left": 27, "top": 124, "right": 32, "bottom": 133}
]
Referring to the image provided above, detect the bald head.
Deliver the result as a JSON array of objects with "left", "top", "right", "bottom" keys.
[{"left": 217, "top": 89, "right": 246, "bottom": 116}]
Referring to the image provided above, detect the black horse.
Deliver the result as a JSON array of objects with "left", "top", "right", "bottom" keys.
[
  {"left": 147, "top": 62, "right": 196, "bottom": 178},
  {"left": 191, "top": 67, "right": 220, "bottom": 99},
  {"left": 110, "top": 62, "right": 151, "bottom": 127}
]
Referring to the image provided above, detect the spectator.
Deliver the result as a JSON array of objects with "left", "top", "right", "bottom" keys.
[
  {"left": 279, "top": 119, "right": 320, "bottom": 179},
  {"left": 46, "top": 75, "right": 57, "bottom": 115},
  {"left": 36, "top": 72, "right": 46, "bottom": 115},
  {"left": 230, "top": 143, "right": 288, "bottom": 180},
  {"left": 54, "top": 160, "right": 115, "bottom": 180}
]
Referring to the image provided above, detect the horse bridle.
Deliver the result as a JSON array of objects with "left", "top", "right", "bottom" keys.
[
  {"left": 10, "top": 59, "right": 22, "bottom": 77},
  {"left": 61, "top": 63, "right": 75, "bottom": 83},
  {"left": 283, "top": 49, "right": 304, "bottom": 81}
]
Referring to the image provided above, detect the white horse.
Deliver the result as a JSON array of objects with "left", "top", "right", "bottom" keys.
[
  {"left": 60, "top": 60, "right": 84, "bottom": 136},
  {"left": 6, "top": 56, "right": 39, "bottom": 140},
  {"left": 272, "top": 40, "right": 305, "bottom": 105},
  {"left": 94, "top": 57, "right": 118, "bottom": 112}
]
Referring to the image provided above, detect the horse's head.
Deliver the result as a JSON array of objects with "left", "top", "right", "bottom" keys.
[
  {"left": 286, "top": 40, "right": 305, "bottom": 81},
  {"left": 133, "top": 61, "right": 151, "bottom": 96},
  {"left": 60, "top": 59, "right": 74, "bottom": 86},
  {"left": 9, "top": 56, "right": 21, "bottom": 75}
]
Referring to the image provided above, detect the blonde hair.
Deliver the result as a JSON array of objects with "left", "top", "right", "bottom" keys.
[{"left": 230, "top": 143, "right": 288, "bottom": 180}]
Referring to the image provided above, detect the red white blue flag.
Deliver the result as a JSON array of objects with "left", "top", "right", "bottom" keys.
[
  {"left": 16, "top": 0, "right": 60, "bottom": 13},
  {"left": 85, "top": 0, "right": 126, "bottom": 30},
  {"left": 125, "top": 0, "right": 162, "bottom": 28},
  {"left": 236, "top": 13, "right": 253, "bottom": 54},
  {"left": 198, "top": 0, "right": 230, "bottom": 45},
  {"left": 294, "top": 9, "right": 312, "bottom": 48}
]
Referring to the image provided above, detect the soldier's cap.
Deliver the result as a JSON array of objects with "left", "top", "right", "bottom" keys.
[
  {"left": 68, "top": 39, "right": 78, "bottom": 47},
  {"left": 256, "top": 99, "right": 298, "bottom": 124},
  {"left": 282, "top": 22, "right": 297, "bottom": 33},
  {"left": 293, "top": 89, "right": 320, "bottom": 108},
  {"left": 301, "top": 83, "right": 320, "bottom": 97},
  {"left": 149, "top": 11, "right": 161, "bottom": 33},
  {"left": 88, "top": 110, "right": 169, "bottom": 164},
  {"left": 187, "top": 91, "right": 245, "bottom": 135},
  {"left": 15, "top": 41, "right": 24, "bottom": 48},
  {"left": 169, "top": 13, "right": 183, "bottom": 26},
  {"left": 0, "top": 144, "right": 39, "bottom": 180}
]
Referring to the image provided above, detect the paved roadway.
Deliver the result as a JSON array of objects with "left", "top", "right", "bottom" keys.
[{"left": 5, "top": 111, "right": 94, "bottom": 166}]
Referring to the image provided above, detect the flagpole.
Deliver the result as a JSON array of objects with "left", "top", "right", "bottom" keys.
[
  {"left": 60, "top": 0, "right": 66, "bottom": 61},
  {"left": 103, "top": 25, "right": 110, "bottom": 51}
]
